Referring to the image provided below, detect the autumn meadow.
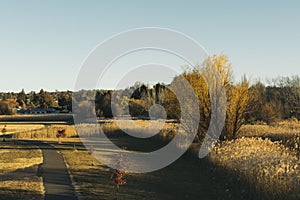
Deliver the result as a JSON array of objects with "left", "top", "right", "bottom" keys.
[{"left": 0, "top": 54, "right": 298, "bottom": 200}]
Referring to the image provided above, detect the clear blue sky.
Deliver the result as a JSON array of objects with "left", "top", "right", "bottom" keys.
[{"left": 0, "top": 0, "right": 299, "bottom": 92}]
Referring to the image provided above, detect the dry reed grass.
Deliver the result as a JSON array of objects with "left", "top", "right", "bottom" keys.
[
  {"left": 238, "top": 119, "right": 300, "bottom": 152},
  {"left": 13, "top": 120, "right": 178, "bottom": 140},
  {"left": 210, "top": 137, "right": 300, "bottom": 199}
]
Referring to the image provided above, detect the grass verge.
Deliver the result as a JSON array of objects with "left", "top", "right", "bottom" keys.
[{"left": 0, "top": 141, "right": 44, "bottom": 200}]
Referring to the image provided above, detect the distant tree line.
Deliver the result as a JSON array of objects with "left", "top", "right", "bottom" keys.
[
  {"left": 0, "top": 89, "right": 72, "bottom": 114},
  {"left": 1, "top": 55, "right": 299, "bottom": 141},
  {"left": 72, "top": 55, "right": 299, "bottom": 141},
  {"left": 246, "top": 76, "right": 300, "bottom": 124}
]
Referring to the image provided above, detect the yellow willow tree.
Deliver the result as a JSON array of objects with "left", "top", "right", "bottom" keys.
[
  {"left": 183, "top": 54, "right": 252, "bottom": 141},
  {"left": 224, "top": 75, "right": 251, "bottom": 139},
  {"left": 181, "top": 68, "right": 210, "bottom": 141},
  {"left": 180, "top": 54, "right": 231, "bottom": 141}
]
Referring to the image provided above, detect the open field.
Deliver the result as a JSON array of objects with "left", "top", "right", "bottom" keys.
[
  {"left": 12, "top": 120, "right": 178, "bottom": 140},
  {"left": 0, "top": 141, "right": 44, "bottom": 200},
  {"left": 0, "top": 124, "right": 45, "bottom": 135},
  {"left": 12, "top": 125, "right": 77, "bottom": 139},
  {"left": 6, "top": 119, "right": 300, "bottom": 199},
  {"left": 35, "top": 136, "right": 299, "bottom": 200},
  {"left": 0, "top": 141, "right": 43, "bottom": 174}
]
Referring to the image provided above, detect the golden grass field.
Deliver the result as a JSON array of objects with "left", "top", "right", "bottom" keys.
[
  {"left": 0, "top": 141, "right": 44, "bottom": 200},
  {"left": 11, "top": 120, "right": 178, "bottom": 140},
  {"left": 0, "top": 177, "right": 43, "bottom": 200},
  {"left": 0, "top": 142, "right": 43, "bottom": 174},
  {"left": 238, "top": 119, "right": 300, "bottom": 152},
  {"left": 3, "top": 118, "right": 300, "bottom": 199},
  {"left": 0, "top": 124, "right": 44, "bottom": 135},
  {"left": 210, "top": 137, "right": 300, "bottom": 199}
]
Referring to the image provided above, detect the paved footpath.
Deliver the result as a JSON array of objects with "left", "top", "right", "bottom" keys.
[{"left": 23, "top": 140, "right": 77, "bottom": 200}]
